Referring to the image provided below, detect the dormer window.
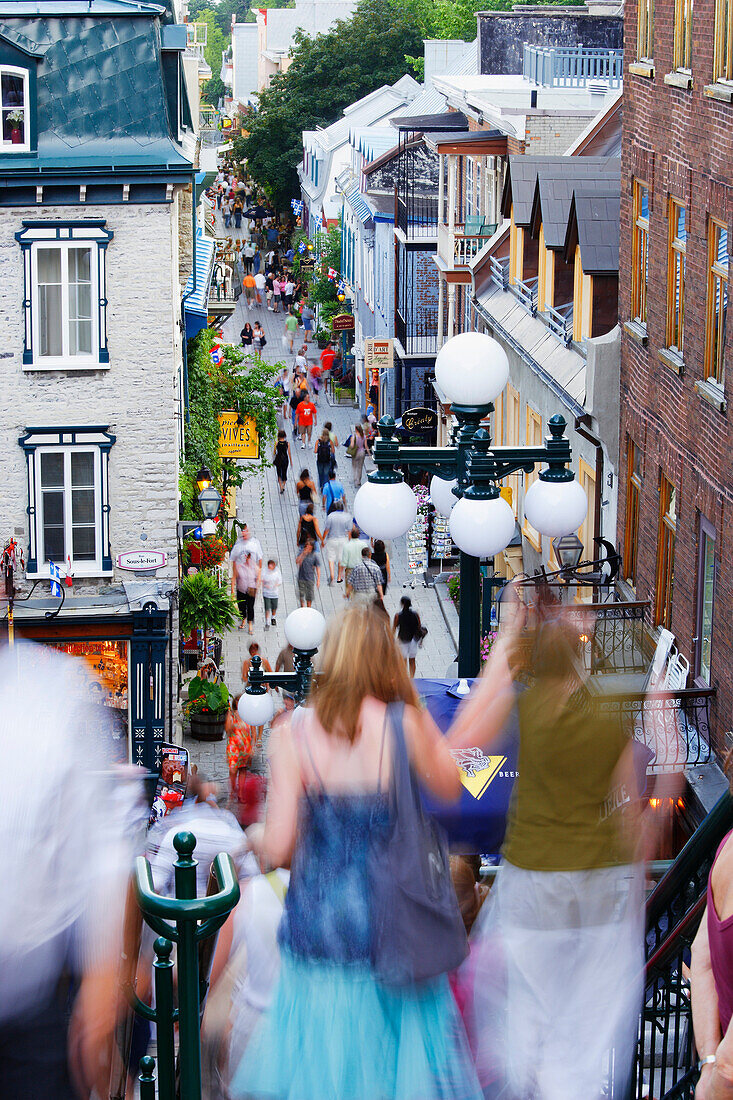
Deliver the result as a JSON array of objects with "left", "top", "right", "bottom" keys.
[{"left": 1, "top": 66, "right": 29, "bottom": 151}]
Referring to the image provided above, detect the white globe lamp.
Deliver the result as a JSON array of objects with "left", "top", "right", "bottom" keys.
[
  {"left": 353, "top": 478, "right": 417, "bottom": 540},
  {"left": 429, "top": 475, "right": 458, "bottom": 516},
  {"left": 449, "top": 493, "right": 516, "bottom": 559},
  {"left": 237, "top": 689, "right": 275, "bottom": 727},
  {"left": 434, "top": 332, "right": 509, "bottom": 408},
  {"left": 285, "top": 606, "right": 326, "bottom": 652},
  {"left": 523, "top": 476, "right": 587, "bottom": 538}
]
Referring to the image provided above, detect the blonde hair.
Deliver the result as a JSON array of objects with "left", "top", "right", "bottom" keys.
[{"left": 310, "top": 605, "right": 417, "bottom": 742}]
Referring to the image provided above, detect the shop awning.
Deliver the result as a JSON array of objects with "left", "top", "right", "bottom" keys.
[{"left": 183, "top": 227, "right": 216, "bottom": 339}]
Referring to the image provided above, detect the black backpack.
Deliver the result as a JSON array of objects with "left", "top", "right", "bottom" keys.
[{"left": 316, "top": 439, "right": 331, "bottom": 465}]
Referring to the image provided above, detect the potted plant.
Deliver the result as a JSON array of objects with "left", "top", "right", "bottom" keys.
[
  {"left": 6, "top": 110, "right": 24, "bottom": 144},
  {"left": 179, "top": 572, "right": 238, "bottom": 732},
  {"left": 315, "top": 327, "right": 331, "bottom": 349},
  {"left": 184, "top": 674, "right": 231, "bottom": 741}
]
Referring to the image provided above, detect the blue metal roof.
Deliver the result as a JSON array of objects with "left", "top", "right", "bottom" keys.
[
  {"left": 184, "top": 228, "right": 215, "bottom": 338},
  {"left": 0, "top": 7, "right": 192, "bottom": 176}
]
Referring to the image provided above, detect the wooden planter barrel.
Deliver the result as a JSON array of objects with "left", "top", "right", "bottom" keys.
[{"left": 190, "top": 710, "right": 226, "bottom": 742}]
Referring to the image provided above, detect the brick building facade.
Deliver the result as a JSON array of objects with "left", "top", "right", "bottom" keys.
[{"left": 617, "top": 0, "right": 733, "bottom": 753}]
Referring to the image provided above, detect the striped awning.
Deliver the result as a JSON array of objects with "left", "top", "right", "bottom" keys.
[
  {"left": 183, "top": 227, "right": 216, "bottom": 338},
  {"left": 342, "top": 179, "right": 373, "bottom": 225}
]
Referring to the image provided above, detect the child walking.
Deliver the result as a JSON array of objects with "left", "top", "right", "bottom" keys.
[{"left": 262, "top": 558, "right": 283, "bottom": 629}]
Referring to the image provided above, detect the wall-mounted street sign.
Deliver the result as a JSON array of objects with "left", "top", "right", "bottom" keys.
[
  {"left": 331, "top": 313, "right": 355, "bottom": 332},
  {"left": 365, "top": 338, "right": 394, "bottom": 371},
  {"left": 218, "top": 411, "right": 259, "bottom": 460},
  {"left": 116, "top": 550, "right": 167, "bottom": 572},
  {"left": 402, "top": 407, "right": 438, "bottom": 433}
]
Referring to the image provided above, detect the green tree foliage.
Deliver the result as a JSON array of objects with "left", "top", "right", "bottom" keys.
[
  {"left": 189, "top": 0, "right": 251, "bottom": 36},
  {"left": 240, "top": 0, "right": 425, "bottom": 210},
  {"left": 180, "top": 329, "right": 283, "bottom": 520},
  {"left": 190, "top": 8, "right": 228, "bottom": 103}
]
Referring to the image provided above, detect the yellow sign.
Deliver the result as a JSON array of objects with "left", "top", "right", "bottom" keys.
[
  {"left": 218, "top": 411, "right": 259, "bottom": 460},
  {"left": 451, "top": 749, "right": 507, "bottom": 800}
]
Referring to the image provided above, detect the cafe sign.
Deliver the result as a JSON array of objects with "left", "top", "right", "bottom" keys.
[
  {"left": 365, "top": 338, "right": 393, "bottom": 371},
  {"left": 402, "top": 407, "right": 438, "bottom": 433},
  {"left": 116, "top": 550, "right": 167, "bottom": 572},
  {"left": 331, "top": 312, "right": 355, "bottom": 332},
  {"left": 218, "top": 411, "right": 259, "bottom": 460}
]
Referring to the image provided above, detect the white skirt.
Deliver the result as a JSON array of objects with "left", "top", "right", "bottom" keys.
[
  {"left": 399, "top": 638, "right": 419, "bottom": 659},
  {"left": 465, "top": 859, "right": 644, "bottom": 1100}
]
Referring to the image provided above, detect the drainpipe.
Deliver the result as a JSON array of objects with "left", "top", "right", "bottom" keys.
[
  {"left": 574, "top": 419, "right": 604, "bottom": 550},
  {"left": 180, "top": 179, "right": 198, "bottom": 427}
]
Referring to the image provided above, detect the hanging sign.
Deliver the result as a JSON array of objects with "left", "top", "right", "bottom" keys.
[
  {"left": 365, "top": 338, "right": 394, "bottom": 371},
  {"left": 116, "top": 550, "right": 167, "bottom": 572},
  {"left": 218, "top": 411, "right": 259, "bottom": 459},
  {"left": 402, "top": 407, "right": 438, "bottom": 433},
  {"left": 331, "top": 313, "right": 355, "bottom": 332}
]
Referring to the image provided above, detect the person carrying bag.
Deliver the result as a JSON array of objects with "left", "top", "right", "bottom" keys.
[{"left": 369, "top": 702, "right": 468, "bottom": 986}]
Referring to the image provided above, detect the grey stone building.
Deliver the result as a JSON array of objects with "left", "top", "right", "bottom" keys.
[{"left": 0, "top": 0, "right": 197, "bottom": 769}]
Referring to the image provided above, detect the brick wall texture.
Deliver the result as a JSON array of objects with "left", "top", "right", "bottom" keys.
[
  {"left": 0, "top": 200, "right": 185, "bottom": 592},
  {"left": 618, "top": 0, "right": 733, "bottom": 751}
]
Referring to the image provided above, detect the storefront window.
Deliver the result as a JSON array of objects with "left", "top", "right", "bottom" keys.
[{"left": 46, "top": 639, "right": 129, "bottom": 743}]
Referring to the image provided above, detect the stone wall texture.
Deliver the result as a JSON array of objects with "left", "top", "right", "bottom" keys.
[{"left": 0, "top": 199, "right": 184, "bottom": 591}]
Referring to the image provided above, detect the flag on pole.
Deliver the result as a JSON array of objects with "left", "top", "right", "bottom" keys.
[
  {"left": 327, "top": 267, "right": 338, "bottom": 280},
  {"left": 337, "top": 279, "right": 346, "bottom": 294},
  {"left": 49, "top": 561, "right": 62, "bottom": 598},
  {"left": 312, "top": 213, "right": 323, "bottom": 232},
  {"left": 65, "top": 554, "right": 73, "bottom": 588},
  {"left": 298, "top": 240, "right": 307, "bottom": 255},
  {"left": 291, "top": 199, "right": 303, "bottom": 215}
]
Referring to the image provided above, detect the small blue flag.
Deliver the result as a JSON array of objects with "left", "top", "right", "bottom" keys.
[
  {"left": 291, "top": 199, "right": 303, "bottom": 214},
  {"left": 337, "top": 279, "right": 346, "bottom": 294},
  {"left": 298, "top": 241, "right": 306, "bottom": 255},
  {"left": 49, "top": 560, "right": 62, "bottom": 598}
]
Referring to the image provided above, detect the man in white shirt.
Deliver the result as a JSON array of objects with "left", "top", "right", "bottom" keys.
[{"left": 254, "top": 269, "right": 266, "bottom": 306}]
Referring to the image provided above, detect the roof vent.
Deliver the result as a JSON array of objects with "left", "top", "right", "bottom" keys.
[{"left": 588, "top": 80, "right": 609, "bottom": 96}]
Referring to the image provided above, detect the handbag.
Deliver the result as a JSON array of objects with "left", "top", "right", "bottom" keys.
[
  {"left": 246, "top": 586, "right": 256, "bottom": 598},
  {"left": 369, "top": 702, "right": 468, "bottom": 986}
]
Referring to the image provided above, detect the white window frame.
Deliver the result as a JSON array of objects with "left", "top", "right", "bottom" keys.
[
  {"left": 36, "top": 445, "right": 102, "bottom": 573},
  {"left": 15, "top": 221, "right": 113, "bottom": 371},
  {"left": 1, "top": 65, "right": 30, "bottom": 153},
  {"left": 31, "top": 241, "right": 99, "bottom": 367},
  {"left": 19, "top": 426, "right": 115, "bottom": 578}
]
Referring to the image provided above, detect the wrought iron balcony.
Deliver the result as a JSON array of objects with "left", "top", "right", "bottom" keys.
[
  {"left": 395, "top": 194, "right": 439, "bottom": 240},
  {"left": 394, "top": 308, "right": 438, "bottom": 356},
  {"left": 523, "top": 44, "right": 623, "bottom": 88}
]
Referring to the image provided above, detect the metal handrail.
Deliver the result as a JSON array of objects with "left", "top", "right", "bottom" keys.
[
  {"left": 545, "top": 300, "right": 574, "bottom": 343},
  {"left": 512, "top": 275, "right": 539, "bottom": 314},
  {"left": 618, "top": 792, "right": 733, "bottom": 1098},
  {"left": 130, "top": 830, "right": 241, "bottom": 1100}
]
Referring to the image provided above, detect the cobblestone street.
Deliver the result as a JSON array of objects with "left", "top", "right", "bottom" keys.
[{"left": 184, "top": 228, "right": 458, "bottom": 784}]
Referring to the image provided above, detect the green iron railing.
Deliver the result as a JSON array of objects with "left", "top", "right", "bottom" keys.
[{"left": 116, "top": 830, "right": 240, "bottom": 1100}]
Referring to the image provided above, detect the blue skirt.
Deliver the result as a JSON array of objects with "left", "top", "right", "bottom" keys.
[{"left": 231, "top": 951, "right": 483, "bottom": 1100}]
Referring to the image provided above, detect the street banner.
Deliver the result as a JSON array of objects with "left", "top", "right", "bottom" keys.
[
  {"left": 218, "top": 410, "right": 259, "bottom": 459},
  {"left": 365, "top": 337, "right": 394, "bottom": 372}
]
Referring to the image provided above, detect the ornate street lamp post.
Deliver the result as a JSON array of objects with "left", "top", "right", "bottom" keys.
[
  {"left": 238, "top": 607, "right": 326, "bottom": 725},
  {"left": 352, "top": 332, "right": 588, "bottom": 677}
]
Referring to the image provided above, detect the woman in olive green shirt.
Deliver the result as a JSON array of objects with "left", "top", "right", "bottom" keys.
[{"left": 448, "top": 603, "right": 647, "bottom": 1100}]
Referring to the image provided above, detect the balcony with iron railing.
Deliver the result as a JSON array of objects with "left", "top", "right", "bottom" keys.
[
  {"left": 523, "top": 43, "right": 623, "bottom": 88},
  {"left": 394, "top": 309, "right": 438, "bottom": 357},
  {"left": 395, "top": 194, "right": 439, "bottom": 241},
  {"left": 186, "top": 21, "right": 208, "bottom": 62}
]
